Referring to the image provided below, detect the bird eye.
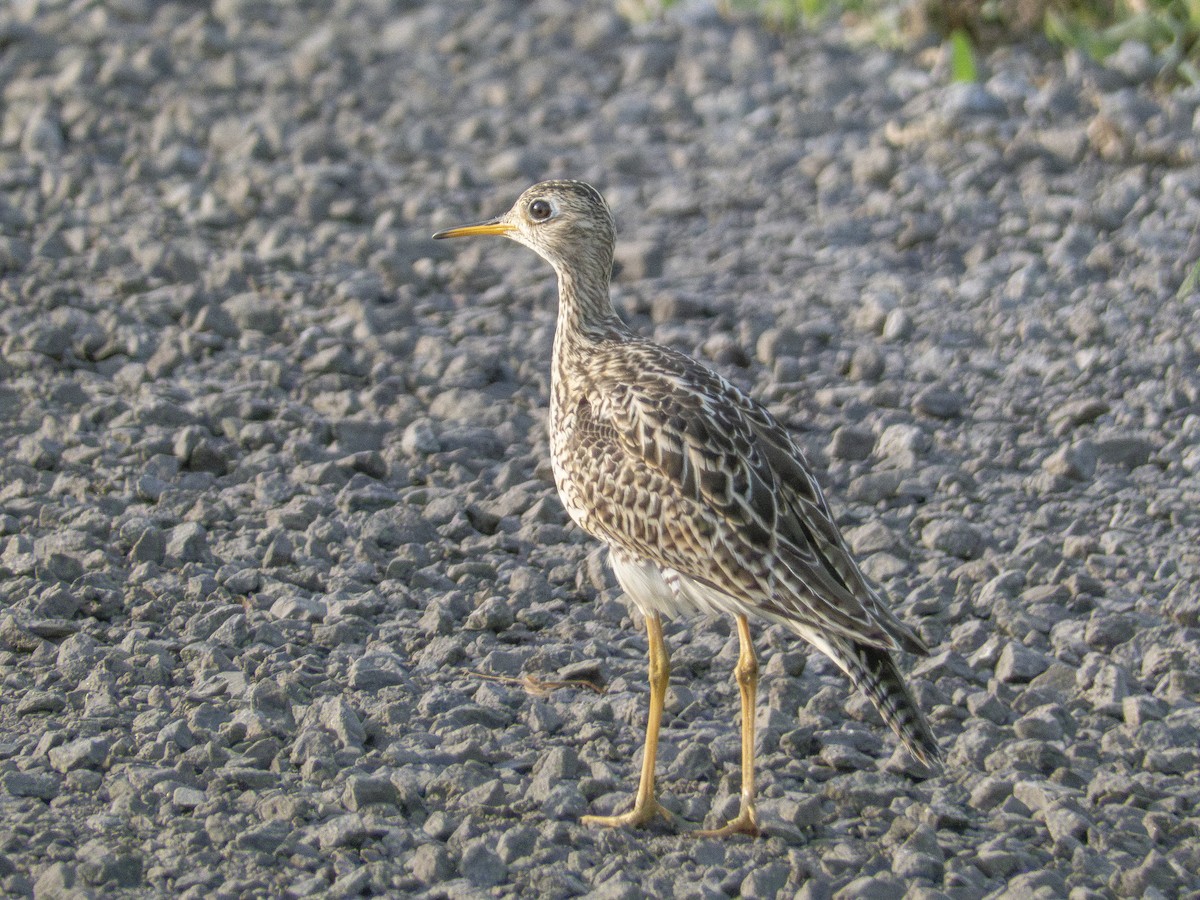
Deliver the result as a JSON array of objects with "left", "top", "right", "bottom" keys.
[{"left": 529, "top": 199, "right": 552, "bottom": 221}]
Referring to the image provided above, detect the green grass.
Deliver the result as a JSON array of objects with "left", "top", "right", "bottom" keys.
[
  {"left": 1045, "top": 1, "right": 1200, "bottom": 84},
  {"left": 949, "top": 27, "right": 978, "bottom": 81},
  {"left": 1179, "top": 258, "right": 1200, "bottom": 299},
  {"left": 629, "top": 0, "right": 1200, "bottom": 87}
]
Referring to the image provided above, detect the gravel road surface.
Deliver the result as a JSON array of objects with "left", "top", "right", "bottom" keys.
[{"left": 1, "top": 0, "right": 1199, "bottom": 897}]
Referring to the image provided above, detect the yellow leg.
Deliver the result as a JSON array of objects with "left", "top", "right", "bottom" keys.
[
  {"left": 697, "top": 614, "right": 760, "bottom": 837},
  {"left": 582, "top": 612, "right": 673, "bottom": 829}
]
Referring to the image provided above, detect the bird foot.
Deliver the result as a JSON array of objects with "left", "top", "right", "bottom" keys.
[
  {"left": 694, "top": 808, "right": 760, "bottom": 838},
  {"left": 582, "top": 799, "right": 673, "bottom": 829}
]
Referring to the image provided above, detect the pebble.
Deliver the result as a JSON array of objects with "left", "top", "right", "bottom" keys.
[
  {"left": 912, "top": 386, "right": 963, "bottom": 419},
  {"left": 348, "top": 651, "right": 411, "bottom": 690},
  {"left": 48, "top": 736, "right": 111, "bottom": 773},
  {"left": 995, "top": 642, "right": 1051, "bottom": 684},
  {"left": 921, "top": 518, "right": 984, "bottom": 559},
  {"left": 827, "top": 426, "right": 875, "bottom": 461}
]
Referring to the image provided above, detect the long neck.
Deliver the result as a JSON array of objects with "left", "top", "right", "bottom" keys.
[{"left": 552, "top": 255, "right": 628, "bottom": 352}]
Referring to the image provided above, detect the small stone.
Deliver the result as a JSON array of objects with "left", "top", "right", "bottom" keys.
[
  {"left": 315, "top": 814, "right": 381, "bottom": 851},
  {"left": 892, "top": 845, "right": 943, "bottom": 882},
  {"left": 896, "top": 213, "right": 939, "bottom": 249},
  {"left": 834, "top": 873, "right": 905, "bottom": 900},
  {"left": 224, "top": 292, "right": 283, "bottom": 333},
  {"left": 527, "top": 746, "right": 579, "bottom": 803},
  {"left": 192, "top": 304, "right": 239, "bottom": 339},
  {"left": 1116, "top": 849, "right": 1177, "bottom": 896},
  {"left": 17, "top": 690, "right": 67, "bottom": 715},
  {"left": 21, "top": 105, "right": 64, "bottom": 162},
  {"left": 157, "top": 719, "right": 196, "bottom": 750},
  {"left": 262, "top": 533, "right": 293, "bottom": 567},
  {"left": 494, "top": 826, "right": 538, "bottom": 865},
  {"left": 464, "top": 596, "right": 514, "bottom": 631},
  {"left": 847, "top": 345, "right": 885, "bottom": 381},
  {"left": 1106, "top": 40, "right": 1157, "bottom": 83},
  {"left": 166, "top": 523, "right": 210, "bottom": 563},
  {"left": 1048, "top": 398, "right": 1109, "bottom": 435},
  {"left": 921, "top": 518, "right": 984, "bottom": 559},
  {"left": 845, "top": 521, "right": 898, "bottom": 556},
  {"left": 408, "top": 843, "right": 454, "bottom": 883},
  {"left": 756, "top": 328, "right": 814, "bottom": 366},
  {"left": 130, "top": 527, "right": 166, "bottom": 564},
  {"left": 2, "top": 771, "right": 60, "bottom": 800},
  {"left": 401, "top": 420, "right": 440, "bottom": 455},
  {"left": 1087, "top": 663, "right": 1130, "bottom": 715},
  {"left": 539, "top": 782, "right": 587, "bottom": 820},
  {"left": 941, "top": 82, "right": 1006, "bottom": 119},
  {"left": 1043, "top": 804, "right": 1092, "bottom": 844},
  {"left": 343, "top": 775, "right": 400, "bottom": 811},
  {"left": 741, "top": 862, "right": 790, "bottom": 897},
  {"left": 313, "top": 696, "right": 365, "bottom": 749},
  {"left": 614, "top": 240, "right": 664, "bottom": 281},
  {"left": 49, "top": 736, "right": 112, "bottom": 772},
  {"left": 173, "top": 787, "right": 206, "bottom": 808},
  {"left": 1122, "top": 695, "right": 1166, "bottom": 726},
  {"left": 1013, "top": 708, "right": 1064, "bottom": 741},
  {"left": 966, "top": 691, "right": 1011, "bottom": 725},
  {"left": 459, "top": 840, "right": 507, "bottom": 888},
  {"left": 16, "top": 435, "right": 63, "bottom": 470},
  {"left": 1038, "top": 126, "right": 1088, "bottom": 165},
  {"left": 995, "top": 642, "right": 1049, "bottom": 684},
  {"left": 34, "top": 863, "right": 80, "bottom": 899},
  {"left": 348, "top": 651, "right": 410, "bottom": 690},
  {"left": 877, "top": 423, "right": 930, "bottom": 460},
  {"left": 968, "top": 777, "right": 1012, "bottom": 811},
  {"left": 1092, "top": 434, "right": 1155, "bottom": 468},
  {"left": 827, "top": 426, "right": 874, "bottom": 461},
  {"left": 881, "top": 308, "right": 913, "bottom": 341},
  {"left": 912, "top": 386, "right": 963, "bottom": 419},
  {"left": 269, "top": 596, "right": 326, "bottom": 622},
  {"left": 769, "top": 795, "right": 824, "bottom": 829},
  {"left": 1084, "top": 613, "right": 1135, "bottom": 651},
  {"left": 1042, "top": 442, "right": 1098, "bottom": 481},
  {"left": 1144, "top": 748, "right": 1200, "bottom": 775},
  {"left": 851, "top": 144, "right": 896, "bottom": 187},
  {"left": 234, "top": 821, "right": 290, "bottom": 854}
]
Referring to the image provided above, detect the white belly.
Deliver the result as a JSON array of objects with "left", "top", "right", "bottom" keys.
[{"left": 609, "top": 550, "right": 762, "bottom": 622}]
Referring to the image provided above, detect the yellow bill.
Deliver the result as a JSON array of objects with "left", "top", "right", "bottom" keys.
[{"left": 432, "top": 218, "right": 514, "bottom": 240}]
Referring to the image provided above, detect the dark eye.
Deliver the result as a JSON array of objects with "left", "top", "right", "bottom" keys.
[{"left": 529, "top": 199, "right": 552, "bottom": 221}]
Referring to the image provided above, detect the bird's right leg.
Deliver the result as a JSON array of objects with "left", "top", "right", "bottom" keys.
[{"left": 582, "top": 612, "right": 673, "bottom": 828}]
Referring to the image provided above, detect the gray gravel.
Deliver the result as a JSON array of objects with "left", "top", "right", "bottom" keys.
[{"left": 2, "top": 0, "right": 1199, "bottom": 896}]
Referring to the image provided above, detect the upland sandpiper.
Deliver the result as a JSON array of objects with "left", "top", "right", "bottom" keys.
[{"left": 433, "top": 180, "right": 939, "bottom": 836}]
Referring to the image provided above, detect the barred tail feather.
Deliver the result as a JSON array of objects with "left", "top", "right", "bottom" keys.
[{"left": 804, "top": 630, "right": 942, "bottom": 770}]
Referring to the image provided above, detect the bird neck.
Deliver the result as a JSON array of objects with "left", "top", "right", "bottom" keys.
[{"left": 552, "top": 261, "right": 628, "bottom": 349}]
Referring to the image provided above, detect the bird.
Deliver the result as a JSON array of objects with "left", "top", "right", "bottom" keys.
[{"left": 433, "top": 180, "right": 940, "bottom": 837}]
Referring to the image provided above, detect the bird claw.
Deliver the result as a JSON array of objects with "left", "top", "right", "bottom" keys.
[
  {"left": 581, "top": 799, "right": 673, "bottom": 829},
  {"left": 694, "top": 808, "right": 760, "bottom": 838}
]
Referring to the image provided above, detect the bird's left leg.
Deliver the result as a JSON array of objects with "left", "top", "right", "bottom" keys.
[{"left": 697, "top": 613, "right": 760, "bottom": 837}]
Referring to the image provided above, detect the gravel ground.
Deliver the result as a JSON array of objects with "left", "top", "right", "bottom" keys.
[{"left": 2, "top": 0, "right": 1199, "bottom": 897}]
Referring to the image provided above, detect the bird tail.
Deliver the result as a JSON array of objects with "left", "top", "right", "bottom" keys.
[{"left": 817, "top": 634, "right": 942, "bottom": 770}]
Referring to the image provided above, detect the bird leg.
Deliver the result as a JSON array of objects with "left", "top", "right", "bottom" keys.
[
  {"left": 582, "top": 612, "right": 673, "bottom": 829},
  {"left": 697, "top": 614, "right": 761, "bottom": 837}
]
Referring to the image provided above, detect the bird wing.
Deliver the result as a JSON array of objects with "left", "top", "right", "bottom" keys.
[
  {"left": 735, "top": 392, "right": 929, "bottom": 654},
  {"left": 570, "top": 341, "right": 904, "bottom": 649}
]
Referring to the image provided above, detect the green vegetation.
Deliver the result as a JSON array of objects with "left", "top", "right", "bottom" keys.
[
  {"left": 1179, "top": 258, "right": 1200, "bottom": 300},
  {"left": 948, "top": 27, "right": 978, "bottom": 82},
  {"left": 1043, "top": 1, "right": 1200, "bottom": 84},
  {"left": 624, "top": 0, "right": 1200, "bottom": 86}
]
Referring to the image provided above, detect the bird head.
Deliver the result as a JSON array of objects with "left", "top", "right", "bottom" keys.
[{"left": 433, "top": 180, "right": 615, "bottom": 275}]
